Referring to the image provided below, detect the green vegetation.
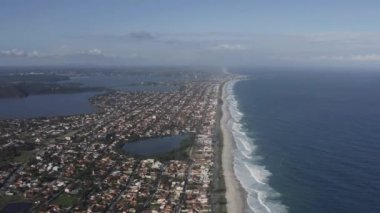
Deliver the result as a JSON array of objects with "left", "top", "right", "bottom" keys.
[
  {"left": 54, "top": 193, "right": 80, "bottom": 207},
  {"left": 0, "top": 73, "right": 69, "bottom": 83},
  {"left": 0, "top": 73, "right": 104, "bottom": 98},
  {"left": 13, "top": 150, "right": 35, "bottom": 163},
  {"left": 0, "top": 143, "right": 36, "bottom": 165},
  {"left": 0, "top": 82, "right": 104, "bottom": 98}
]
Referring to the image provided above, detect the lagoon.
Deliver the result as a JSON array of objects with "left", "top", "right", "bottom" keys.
[
  {"left": 69, "top": 75, "right": 180, "bottom": 92},
  {"left": 1, "top": 202, "right": 32, "bottom": 213},
  {"left": 122, "top": 134, "right": 190, "bottom": 156},
  {"left": 0, "top": 92, "right": 98, "bottom": 119}
]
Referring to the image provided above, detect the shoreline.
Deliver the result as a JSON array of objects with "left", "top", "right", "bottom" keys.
[{"left": 220, "top": 78, "right": 247, "bottom": 213}]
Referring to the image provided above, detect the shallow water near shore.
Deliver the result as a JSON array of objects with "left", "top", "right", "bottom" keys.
[{"left": 225, "top": 80, "right": 287, "bottom": 213}]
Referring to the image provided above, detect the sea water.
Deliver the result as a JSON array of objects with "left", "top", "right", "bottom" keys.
[{"left": 229, "top": 70, "right": 380, "bottom": 213}]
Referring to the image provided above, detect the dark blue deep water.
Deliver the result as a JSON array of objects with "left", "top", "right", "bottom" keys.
[{"left": 234, "top": 70, "right": 380, "bottom": 213}]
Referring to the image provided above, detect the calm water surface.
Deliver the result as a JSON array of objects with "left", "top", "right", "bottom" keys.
[
  {"left": 122, "top": 134, "right": 189, "bottom": 156},
  {"left": 0, "top": 92, "right": 98, "bottom": 119}
]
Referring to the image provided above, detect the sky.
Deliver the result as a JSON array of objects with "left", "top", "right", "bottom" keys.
[{"left": 1, "top": 0, "right": 380, "bottom": 67}]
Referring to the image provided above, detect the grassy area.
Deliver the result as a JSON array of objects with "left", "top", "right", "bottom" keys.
[
  {"left": 54, "top": 193, "right": 79, "bottom": 207},
  {"left": 13, "top": 150, "right": 35, "bottom": 163},
  {"left": 0, "top": 144, "right": 36, "bottom": 165}
]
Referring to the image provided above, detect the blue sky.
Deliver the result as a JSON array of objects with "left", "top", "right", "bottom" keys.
[{"left": 1, "top": 0, "right": 380, "bottom": 66}]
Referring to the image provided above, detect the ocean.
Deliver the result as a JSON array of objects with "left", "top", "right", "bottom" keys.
[{"left": 228, "top": 70, "right": 380, "bottom": 213}]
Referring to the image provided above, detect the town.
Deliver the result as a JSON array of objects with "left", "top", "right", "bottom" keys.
[{"left": 0, "top": 76, "right": 225, "bottom": 212}]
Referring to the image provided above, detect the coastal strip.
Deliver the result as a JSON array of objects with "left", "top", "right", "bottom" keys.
[{"left": 221, "top": 79, "right": 246, "bottom": 213}]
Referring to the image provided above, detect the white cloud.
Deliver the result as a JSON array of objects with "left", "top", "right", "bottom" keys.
[
  {"left": 1, "top": 49, "right": 27, "bottom": 57},
  {"left": 351, "top": 54, "right": 380, "bottom": 62},
  {"left": 126, "top": 32, "right": 155, "bottom": 40},
  {"left": 28, "top": 50, "right": 41, "bottom": 57},
  {"left": 0, "top": 49, "right": 43, "bottom": 58},
  {"left": 312, "top": 54, "right": 380, "bottom": 63},
  {"left": 3, "top": 32, "right": 380, "bottom": 66},
  {"left": 126, "top": 53, "right": 144, "bottom": 59},
  {"left": 211, "top": 43, "right": 248, "bottom": 51},
  {"left": 312, "top": 55, "right": 345, "bottom": 61},
  {"left": 87, "top": 48, "right": 103, "bottom": 55}
]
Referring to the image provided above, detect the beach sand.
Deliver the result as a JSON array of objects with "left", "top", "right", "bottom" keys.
[{"left": 221, "top": 80, "right": 246, "bottom": 213}]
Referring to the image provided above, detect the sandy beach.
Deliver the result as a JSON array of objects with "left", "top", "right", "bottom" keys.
[{"left": 221, "top": 80, "right": 246, "bottom": 213}]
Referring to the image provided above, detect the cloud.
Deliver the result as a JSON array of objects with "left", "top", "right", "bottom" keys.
[
  {"left": 351, "top": 54, "right": 380, "bottom": 62},
  {"left": 211, "top": 43, "right": 248, "bottom": 51},
  {"left": 4, "top": 32, "right": 380, "bottom": 66},
  {"left": 307, "top": 32, "right": 380, "bottom": 45},
  {"left": 312, "top": 55, "right": 345, "bottom": 61},
  {"left": 87, "top": 48, "right": 103, "bottom": 55},
  {"left": 28, "top": 50, "right": 42, "bottom": 57},
  {"left": 80, "top": 31, "right": 156, "bottom": 43},
  {"left": 74, "top": 48, "right": 105, "bottom": 57},
  {"left": 1, "top": 48, "right": 106, "bottom": 58},
  {"left": 312, "top": 54, "right": 380, "bottom": 63},
  {"left": 126, "top": 53, "right": 144, "bottom": 59},
  {"left": 78, "top": 32, "right": 258, "bottom": 46},
  {"left": 1, "top": 49, "right": 27, "bottom": 57},
  {"left": 0, "top": 49, "right": 43, "bottom": 58},
  {"left": 126, "top": 32, "right": 155, "bottom": 40},
  {"left": 0, "top": 47, "right": 148, "bottom": 66}
]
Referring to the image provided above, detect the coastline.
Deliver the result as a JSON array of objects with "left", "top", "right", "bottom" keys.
[{"left": 220, "top": 79, "right": 247, "bottom": 213}]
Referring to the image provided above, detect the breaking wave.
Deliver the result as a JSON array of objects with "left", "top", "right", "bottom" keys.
[{"left": 225, "top": 80, "right": 288, "bottom": 213}]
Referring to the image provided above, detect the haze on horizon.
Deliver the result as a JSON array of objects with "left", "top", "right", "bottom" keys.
[{"left": 1, "top": 0, "right": 380, "bottom": 68}]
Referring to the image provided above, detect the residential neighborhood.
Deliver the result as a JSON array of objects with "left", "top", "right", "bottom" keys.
[{"left": 0, "top": 78, "right": 223, "bottom": 212}]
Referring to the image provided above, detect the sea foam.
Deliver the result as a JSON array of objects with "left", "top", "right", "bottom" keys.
[{"left": 225, "top": 80, "right": 288, "bottom": 213}]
